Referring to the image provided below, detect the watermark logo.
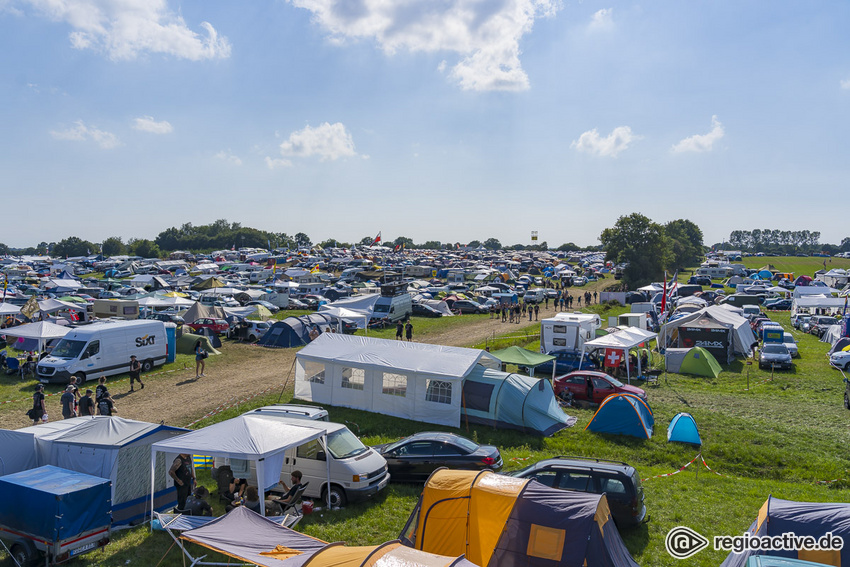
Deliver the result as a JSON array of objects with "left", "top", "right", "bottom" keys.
[{"left": 666, "top": 526, "right": 710, "bottom": 559}]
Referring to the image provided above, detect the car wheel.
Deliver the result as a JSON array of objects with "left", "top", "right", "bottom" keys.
[
  {"left": 73, "top": 372, "right": 86, "bottom": 385},
  {"left": 11, "top": 542, "right": 37, "bottom": 567},
  {"left": 142, "top": 359, "right": 153, "bottom": 372},
  {"left": 321, "top": 484, "right": 348, "bottom": 508},
  {"left": 248, "top": 334, "right": 257, "bottom": 342}
]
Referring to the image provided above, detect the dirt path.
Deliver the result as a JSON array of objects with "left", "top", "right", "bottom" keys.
[{"left": 0, "top": 301, "right": 577, "bottom": 430}]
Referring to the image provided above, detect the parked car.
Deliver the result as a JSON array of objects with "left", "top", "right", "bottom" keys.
[
  {"left": 783, "top": 332, "right": 799, "bottom": 357},
  {"left": 245, "top": 300, "right": 280, "bottom": 314},
  {"left": 508, "top": 456, "right": 646, "bottom": 527},
  {"left": 554, "top": 371, "right": 647, "bottom": 404},
  {"left": 763, "top": 298, "right": 793, "bottom": 310},
  {"left": 688, "top": 275, "right": 712, "bottom": 286},
  {"left": 228, "top": 320, "right": 271, "bottom": 342},
  {"left": 287, "top": 297, "right": 310, "bottom": 310},
  {"left": 533, "top": 351, "right": 598, "bottom": 376},
  {"left": 452, "top": 300, "right": 488, "bottom": 314},
  {"left": 833, "top": 351, "right": 850, "bottom": 371},
  {"left": 808, "top": 316, "right": 838, "bottom": 338},
  {"left": 412, "top": 303, "right": 443, "bottom": 318},
  {"left": 791, "top": 314, "right": 811, "bottom": 330},
  {"left": 148, "top": 312, "right": 185, "bottom": 325},
  {"left": 759, "top": 343, "right": 793, "bottom": 370},
  {"left": 572, "top": 276, "right": 588, "bottom": 286},
  {"left": 372, "top": 432, "right": 502, "bottom": 483},
  {"left": 186, "top": 318, "right": 230, "bottom": 335}
]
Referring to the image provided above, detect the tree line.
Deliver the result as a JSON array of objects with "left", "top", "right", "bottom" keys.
[{"left": 723, "top": 229, "right": 850, "bottom": 255}]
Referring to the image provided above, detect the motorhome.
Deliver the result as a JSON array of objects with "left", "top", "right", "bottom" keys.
[
  {"left": 372, "top": 282, "right": 413, "bottom": 322},
  {"left": 37, "top": 320, "right": 167, "bottom": 384},
  {"left": 261, "top": 286, "right": 291, "bottom": 309},
  {"left": 215, "top": 411, "right": 389, "bottom": 507},
  {"left": 540, "top": 313, "right": 602, "bottom": 354}
]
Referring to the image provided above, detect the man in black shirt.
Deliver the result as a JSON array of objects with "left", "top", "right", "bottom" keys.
[{"left": 78, "top": 389, "right": 95, "bottom": 416}]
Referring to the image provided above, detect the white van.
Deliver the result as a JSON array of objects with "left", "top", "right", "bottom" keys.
[
  {"left": 373, "top": 293, "right": 413, "bottom": 322},
  {"left": 37, "top": 320, "right": 167, "bottom": 385},
  {"left": 215, "top": 411, "right": 389, "bottom": 507},
  {"left": 523, "top": 289, "right": 545, "bottom": 304}
]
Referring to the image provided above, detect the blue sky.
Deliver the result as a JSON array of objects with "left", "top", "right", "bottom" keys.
[{"left": 2, "top": 0, "right": 849, "bottom": 249}]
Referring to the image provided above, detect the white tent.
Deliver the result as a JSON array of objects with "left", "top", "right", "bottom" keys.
[
  {"left": 421, "top": 299, "right": 454, "bottom": 316},
  {"left": 318, "top": 305, "right": 370, "bottom": 330},
  {"left": 659, "top": 305, "right": 756, "bottom": 363},
  {"left": 579, "top": 328, "right": 657, "bottom": 383},
  {"left": 138, "top": 296, "right": 195, "bottom": 309},
  {"left": 37, "top": 298, "right": 86, "bottom": 316},
  {"left": 0, "top": 418, "right": 89, "bottom": 476},
  {"left": 326, "top": 294, "right": 380, "bottom": 313},
  {"left": 151, "top": 414, "right": 329, "bottom": 516},
  {"left": 0, "top": 303, "right": 21, "bottom": 316},
  {"left": 2, "top": 320, "right": 70, "bottom": 352},
  {"left": 295, "top": 334, "right": 501, "bottom": 428},
  {"left": 793, "top": 286, "right": 839, "bottom": 298},
  {"left": 791, "top": 296, "right": 847, "bottom": 316}
]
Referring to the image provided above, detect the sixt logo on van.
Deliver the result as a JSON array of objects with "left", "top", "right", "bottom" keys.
[{"left": 135, "top": 334, "right": 155, "bottom": 347}]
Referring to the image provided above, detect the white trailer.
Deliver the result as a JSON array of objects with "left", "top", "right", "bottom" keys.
[{"left": 540, "top": 313, "right": 601, "bottom": 354}]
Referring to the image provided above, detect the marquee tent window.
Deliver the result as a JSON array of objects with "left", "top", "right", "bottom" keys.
[
  {"left": 304, "top": 361, "right": 325, "bottom": 384},
  {"left": 426, "top": 380, "right": 452, "bottom": 404},
  {"left": 341, "top": 367, "right": 365, "bottom": 390},
  {"left": 382, "top": 373, "right": 407, "bottom": 397}
]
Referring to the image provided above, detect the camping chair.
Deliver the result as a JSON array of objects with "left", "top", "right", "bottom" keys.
[
  {"left": 4, "top": 357, "right": 19, "bottom": 376},
  {"left": 215, "top": 465, "right": 234, "bottom": 503},
  {"left": 277, "top": 482, "right": 309, "bottom": 516}
]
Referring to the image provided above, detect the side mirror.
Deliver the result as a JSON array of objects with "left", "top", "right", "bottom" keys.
[{"left": 316, "top": 451, "right": 327, "bottom": 461}]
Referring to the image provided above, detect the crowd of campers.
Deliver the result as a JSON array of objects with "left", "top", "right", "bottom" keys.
[{"left": 1, "top": 246, "right": 849, "bottom": 566}]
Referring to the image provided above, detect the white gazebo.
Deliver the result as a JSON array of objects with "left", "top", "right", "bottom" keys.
[
  {"left": 579, "top": 327, "right": 658, "bottom": 383},
  {"left": 2, "top": 320, "right": 70, "bottom": 353}
]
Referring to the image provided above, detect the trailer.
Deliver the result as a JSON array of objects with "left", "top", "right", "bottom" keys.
[
  {"left": 540, "top": 313, "right": 601, "bottom": 354},
  {"left": 0, "top": 465, "right": 111, "bottom": 566}
]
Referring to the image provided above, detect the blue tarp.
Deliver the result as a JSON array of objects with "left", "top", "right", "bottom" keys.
[
  {"left": 586, "top": 393, "right": 654, "bottom": 439},
  {"left": 668, "top": 412, "right": 702, "bottom": 445},
  {"left": 461, "top": 367, "right": 575, "bottom": 436},
  {"left": 0, "top": 465, "right": 111, "bottom": 541}
]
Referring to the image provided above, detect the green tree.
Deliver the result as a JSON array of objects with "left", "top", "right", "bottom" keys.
[
  {"left": 483, "top": 238, "right": 502, "bottom": 250},
  {"left": 557, "top": 242, "right": 579, "bottom": 251},
  {"left": 393, "top": 236, "right": 414, "bottom": 247},
  {"left": 421, "top": 241, "right": 442, "bottom": 250},
  {"left": 600, "top": 213, "right": 672, "bottom": 288},
  {"left": 359, "top": 236, "right": 375, "bottom": 246},
  {"left": 101, "top": 236, "right": 126, "bottom": 256},
  {"left": 294, "top": 232, "right": 312, "bottom": 247},
  {"left": 53, "top": 236, "right": 96, "bottom": 257},
  {"left": 0, "top": 242, "right": 8, "bottom": 255},
  {"left": 467, "top": 240, "right": 482, "bottom": 248},
  {"left": 665, "top": 219, "right": 704, "bottom": 271},
  {"left": 128, "top": 239, "right": 161, "bottom": 258}
]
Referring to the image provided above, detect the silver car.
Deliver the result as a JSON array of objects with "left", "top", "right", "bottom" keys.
[
  {"left": 759, "top": 344, "right": 793, "bottom": 370},
  {"left": 783, "top": 333, "right": 799, "bottom": 357}
]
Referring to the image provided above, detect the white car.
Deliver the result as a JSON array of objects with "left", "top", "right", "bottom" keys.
[
  {"left": 830, "top": 350, "right": 850, "bottom": 371},
  {"left": 572, "top": 276, "right": 588, "bottom": 286}
]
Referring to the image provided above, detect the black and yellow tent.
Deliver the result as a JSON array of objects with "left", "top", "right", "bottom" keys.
[{"left": 400, "top": 469, "right": 639, "bottom": 567}]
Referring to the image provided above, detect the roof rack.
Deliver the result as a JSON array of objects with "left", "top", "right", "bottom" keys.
[{"left": 554, "top": 455, "right": 631, "bottom": 467}]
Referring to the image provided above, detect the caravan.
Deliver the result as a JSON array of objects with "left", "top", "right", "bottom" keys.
[{"left": 540, "top": 313, "right": 602, "bottom": 354}]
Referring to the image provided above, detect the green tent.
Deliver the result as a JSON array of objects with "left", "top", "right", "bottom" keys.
[
  {"left": 177, "top": 332, "right": 221, "bottom": 356},
  {"left": 489, "top": 346, "right": 556, "bottom": 377},
  {"left": 192, "top": 277, "right": 225, "bottom": 290},
  {"left": 679, "top": 346, "right": 722, "bottom": 378}
]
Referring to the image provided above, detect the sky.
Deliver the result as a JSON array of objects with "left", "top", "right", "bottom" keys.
[{"left": 1, "top": 0, "right": 849, "bottom": 249}]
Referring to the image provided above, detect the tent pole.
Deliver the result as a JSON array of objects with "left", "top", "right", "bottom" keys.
[
  {"left": 277, "top": 359, "right": 297, "bottom": 403},
  {"left": 149, "top": 450, "right": 157, "bottom": 532}
]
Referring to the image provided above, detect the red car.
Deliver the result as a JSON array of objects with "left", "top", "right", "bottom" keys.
[
  {"left": 186, "top": 318, "right": 230, "bottom": 335},
  {"left": 554, "top": 371, "right": 647, "bottom": 405}
]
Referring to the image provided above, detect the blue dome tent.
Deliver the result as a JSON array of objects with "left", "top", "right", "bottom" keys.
[
  {"left": 667, "top": 412, "right": 702, "bottom": 445},
  {"left": 585, "top": 393, "right": 653, "bottom": 439}
]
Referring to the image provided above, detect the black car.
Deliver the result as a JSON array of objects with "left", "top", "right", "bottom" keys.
[
  {"left": 452, "top": 300, "right": 488, "bottom": 314},
  {"left": 412, "top": 303, "right": 443, "bottom": 318},
  {"left": 148, "top": 312, "right": 185, "bottom": 325},
  {"left": 508, "top": 456, "right": 646, "bottom": 527},
  {"left": 372, "top": 432, "right": 502, "bottom": 482},
  {"left": 688, "top": 275, "right": 712, "bottom": 286}
]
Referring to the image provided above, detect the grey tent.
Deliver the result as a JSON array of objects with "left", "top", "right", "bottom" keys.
[{"left": 258, "top": 314, "right": 339, "bottom": 348}]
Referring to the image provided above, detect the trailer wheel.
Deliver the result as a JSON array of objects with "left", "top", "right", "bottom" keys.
[
  {"left": 11, "top": 540, "right": 37, "bottom": 567},
  {"left": 142, "top": 359, "right": 153, "bottom": 372}
]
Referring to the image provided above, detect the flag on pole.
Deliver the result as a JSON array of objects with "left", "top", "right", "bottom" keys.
[
  {"left": 372, "top": 232, "right": 381, "bottom": 246},
  {"left": 660, "top": 271, "right": 667, "bottom": 318}
]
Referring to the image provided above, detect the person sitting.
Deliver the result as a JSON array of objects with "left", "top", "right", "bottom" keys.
[
  {"left": 226, "top": 477, "right": 248, "bottom": 501},
  {"left": 185, "top": 486, "right": 213, "bottom": 516},
  {"left": 227, "top": 485, "right": 262, "bottom": 513},
  {"left": 273, "top": 471, "right": 304, "bottom": 506}
]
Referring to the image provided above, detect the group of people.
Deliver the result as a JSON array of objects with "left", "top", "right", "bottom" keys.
[
  {"left": 492, "top": 302, "right": 541, "bottom": 323},
  {"left": 395, "top": 319, "right": 414, "bottom": 341},
  {"left": 29, "top": 368, "right": 123, "bottom": 425},
  {"left": 169, "top": 453, "right": 306, "bottom": 518}
]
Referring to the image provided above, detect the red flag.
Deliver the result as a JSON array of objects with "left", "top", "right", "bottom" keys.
[
  {"left": 604, "top": 348, "right": 623, "bottom": 368},
  {"left": 372, "top": 232, "right": 381, "bottom": 245},
  {"left": 660, "top": 271, "right": 667, "bottom": 316}
]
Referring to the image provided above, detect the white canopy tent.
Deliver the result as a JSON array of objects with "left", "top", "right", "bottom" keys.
[
  {"left": 0, "top": 303, "right": 21, "bottom": 316},
  {"left": 137, "top": 296, "right": 195, "bottom": 309},
  {"left": 2, "top": 320, "right": 70, "bottom": 352},
  {"left": 318, "top": 305, "right": 370, "bottom": 331},
  {"left": 150, "top": 414, "right": 330, "bottom": 516},
  {"left": 579, "top": 328, "right": 658, "bottom": 383},
  {"left": 791, "top": 296, "right": 847, "bottom": 316}
]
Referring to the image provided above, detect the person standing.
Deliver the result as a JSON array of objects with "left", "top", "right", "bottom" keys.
[
  {"left": 30, "top": 384, "right": 46, "bottom": 425},
  {"left": 534, "top": 304, "right": 539, "bottom": 321},
  {"left": 78, "top": 389, "right": 95, "bottom": 416},
  {"left": 545, "top": 295, "right": 549, "bottom": 309},
  {"left": 395, "top": 320, "right": 404, "bottom": 340},
  {"left": 68, "top": 375, "right": 80, "bottom": 415},
  {"left": 60, "top": 385, "right": 76, "bottom": 419},
  {"left": 97, "top": 394, "right": 116, "bottom": 416},
  {"left": 593, "top": 291, "right": 598, "bottom": 304},
  {"left": 194, "top": 340, "right": 206, "bottom": 378},
  {"left": 405, "top": 319, "right": 413, "bottom": 342},
  {"left": 128, "top": 355, "right": 144, "bottom": 392},
  {"left": 95, "top": 376, "right": 109, "bottom": 403},
  {"left": 169, "top": 454, "right": 195, "bottom": 511}
]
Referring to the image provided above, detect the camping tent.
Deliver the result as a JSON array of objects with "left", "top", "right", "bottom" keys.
[
  {"left": 668, "top": 412, "right": 702, "bottom": 445},
  {"left": 489, "top": 346, "right": 556, "bottom": 378},
  {"left": 151, "top": 414, "right": 329, "bottom": 516},
  {"left": 258, "top": 314, "right": 341, "bottom": 348},
  {"left": 400, "top": 469, "right": 639, "bottom": 567},
  {"left": 720, "top": 496, "right": 850, "bottom": 567},
  {"left": 10, "top": 416, "right": 187, "bottom": 525},
  {"left": 177, "top": 332, "right": 220, "bottom": 355},
  {"left": 295, "top": 334, "right": 502, "bottom": 428},
  {"left": 679, "top": 347, "right": 723, "bottom": 378},
  {"left": 828, "top": 337, "right": 850, "bottom": 355},
  {"left": 585, "top": 393, "right": 654, "bottom": 439},
  {"left": 181, "top": 301, "right": 228, "bottom": 323},
  {"left": 460, "top": 366, "right": 575, "bottom": 436},
  {"left": 579, "top": 327, "right": 657, "bottom": 383},
  {"left": 1, "top": 320, "right": 70, "bottom": 353},
  {"left": 659, "top": 305, "right": 756, "bottom": 363}
]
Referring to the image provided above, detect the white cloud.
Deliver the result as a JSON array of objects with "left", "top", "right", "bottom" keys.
[
  {"left": 24, "top": 0, "right": 230, "bottom": 61},
  {"left": 277, "top": 122, "right": 358, "bottom": 161},
  {"left": 588, "top": 8, "right": 613, "bottom": 31},
  {"left": 215, "top": 150, "right": 242, "bottom": 166},
  {"left": 50, "top": 120, "right": 121, "bottom": 149},
  {"left": 288, "top": 0, "right": 560, "bottom": 92},
  {"left": 841, "top": 79, "right": 850, "bottom": 90},
  {"left": 671, "top": 115, "right": 725, "bottom": 153},
  {"left": 265, "top": 157, "right": 292, "bottom": 169},
  {"left": 133, "top": 116, "right": 172, "bottom": 134},
  {"left": 571, "top": 126, "right": 637, "bottom": 157}
]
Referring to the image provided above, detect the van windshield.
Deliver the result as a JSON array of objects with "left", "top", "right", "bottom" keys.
[
  {"left": 326, "top": 428, "right": 368, "bottom": 459},
  {"left": 50, "top": 339, "right": 86, "bottom": 359},
  {"left": 373, "top": 303, "right": 389, "bottom": 313}
]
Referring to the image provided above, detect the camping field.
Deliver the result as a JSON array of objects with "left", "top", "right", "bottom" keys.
[{"left": 2, "top": 277, "right": 849, "bottom": 566}]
